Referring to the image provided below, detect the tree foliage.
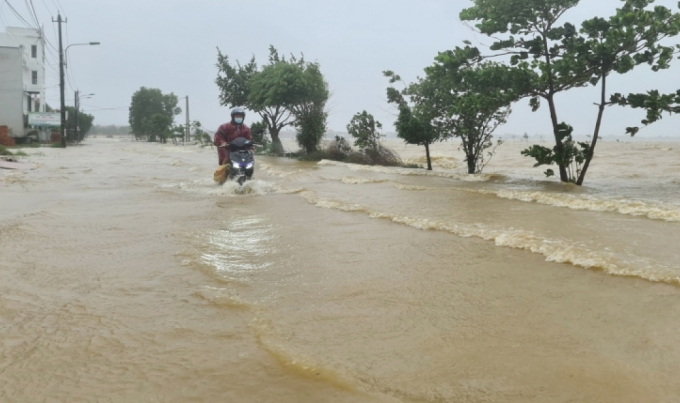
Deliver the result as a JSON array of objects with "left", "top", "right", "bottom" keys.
[
  {"left": 249, "top": 120, "right": 271, "bottom": 148},
  {"left": 128, "top": 87, "right": 181, "bottom": 142},
  {"left": 347, "top": 111, "right": 383, "bottom": 151},
  {"left": 65, "top": 106, "right": 94, "bottom": 141}
]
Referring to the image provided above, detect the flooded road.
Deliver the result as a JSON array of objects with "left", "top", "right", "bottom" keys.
[{"left": 1, "top": 138, "right": 680, "bottom": 402}]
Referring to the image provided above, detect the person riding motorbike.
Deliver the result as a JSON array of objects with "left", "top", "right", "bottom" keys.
[{"left": 214, "top": 107, "right": 253, "bottom": 165}]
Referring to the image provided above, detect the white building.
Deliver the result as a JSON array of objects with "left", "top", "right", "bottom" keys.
[{"left": 0, "top": 26, "right": 47, "bottom": 139}]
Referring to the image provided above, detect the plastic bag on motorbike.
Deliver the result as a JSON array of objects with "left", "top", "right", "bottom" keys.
[{"left": 214, "top": 164, "right": 228, "bottom": 185}]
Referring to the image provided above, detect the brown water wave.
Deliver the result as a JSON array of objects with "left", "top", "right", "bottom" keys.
[
  {"left": 392, "top": 183, "right": 680, "bottom": 223},
  {"left": 299, "top": 191, "right": 680, "bottom": 286}
]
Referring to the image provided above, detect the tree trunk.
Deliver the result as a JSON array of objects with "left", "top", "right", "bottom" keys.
[
  {"left": 547, "top": 95, "right": 569, "bottom": 182},
  {"left": 269, "top": 126, "right": 284, "bottom": 155},
  {"left": 467, "top": 157, "right": 475, "bottom": 174},
  {"left": 424, "top": 142, "right": 432, "bottom": 171},
  {"left": 467, "top": 137, "right": 476, "bottom": 174},
  {"left": 576, "top": 72, "right": 607, "bottom": 186},
  {"left": 542, "top": 33, "right": 569, "bottom": 183}
]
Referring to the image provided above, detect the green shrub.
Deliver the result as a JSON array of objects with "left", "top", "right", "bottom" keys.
[{"left": 295, "top": 136, "right": 416, "bottom": 168}]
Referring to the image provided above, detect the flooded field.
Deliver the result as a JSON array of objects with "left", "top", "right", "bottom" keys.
[{"left": 1, "top": 137, "right": 679, "bottom": 402}]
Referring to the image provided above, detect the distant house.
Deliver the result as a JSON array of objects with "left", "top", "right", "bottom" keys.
[{"left": 0, "top": 27, "right": 47, "bottom": 140}]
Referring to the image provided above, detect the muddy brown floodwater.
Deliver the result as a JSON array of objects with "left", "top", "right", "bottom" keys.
[{"left": 1, "top": 138, "right": 680, "bottom": 402}]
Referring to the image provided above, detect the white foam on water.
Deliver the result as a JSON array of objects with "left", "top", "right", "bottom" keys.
[
  {"left": 319, "top": 176, "right": 390, "bottom": 185},
  {"left": 393, "top": 183, "right": 430, "bottom": 191},
  {"left": 341, "top": 177, "right": 389, "bottom": 184},
  {"left": 403, "top": 154, "right": 459, "bottom": 170},
  {"left": 318, "top": 160, "right": 492, "bottom": 182},
  {"left": 159, "top": 178, "right": 303, "bottom": 197},
  {"left": 299, "top": 191, "right": 680, "bottom": 286},
  {"left": 392, "top": 182, "right": 680, "bottom": 223}
]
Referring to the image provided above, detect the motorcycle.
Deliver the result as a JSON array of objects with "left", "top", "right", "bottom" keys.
[{"left": 221, "top": 137, "right": 256, "bottom": 186}]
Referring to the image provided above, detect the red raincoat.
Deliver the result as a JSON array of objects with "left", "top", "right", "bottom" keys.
[{"left": 214, "top": 122, "right": 253, "bottom": 165}]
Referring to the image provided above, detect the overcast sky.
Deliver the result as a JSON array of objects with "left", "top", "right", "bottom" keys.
[{"left": 1, "top": 0, "right": 679, "bottom": 137}]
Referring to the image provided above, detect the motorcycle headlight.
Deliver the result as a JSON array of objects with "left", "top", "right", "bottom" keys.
[
  {"left": 245, "top": 162, "right": 254, "bottom": 169},
  {"left": 231, "top": 162, "right": 241, "bottom": 169}
]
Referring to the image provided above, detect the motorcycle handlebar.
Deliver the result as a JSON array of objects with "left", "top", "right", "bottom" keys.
[{"left": 218, "top": 142, "right": 262, "bottom": 148}]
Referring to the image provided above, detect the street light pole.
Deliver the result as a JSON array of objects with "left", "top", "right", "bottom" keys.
[
  {"left": 75, "top": 89, "right": 78, "bottom": 143},
  {"left": 65, "top": 42, "right": 101, "bottom": 67},
  {"left": 185, "top": 96, "right": 190, "bottom": 144},
  {"left": 56, "top": 40, "right": 99, "bottom": 147}
]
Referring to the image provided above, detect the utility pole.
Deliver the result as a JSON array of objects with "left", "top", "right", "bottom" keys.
[
  {"left": 53, "top": 13, "right": 67, "bottom": 148},
  {"left": 185, "top": 96, "right": 190, "bottom": 144},
  {"left": 74, "top": 90, "right": 79, "bottom": 143}
]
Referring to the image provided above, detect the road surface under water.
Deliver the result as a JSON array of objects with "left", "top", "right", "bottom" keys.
[{"left": 1, "top": 138, "right": 679, "bottom": 402}]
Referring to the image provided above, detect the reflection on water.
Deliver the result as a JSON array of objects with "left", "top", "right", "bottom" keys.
[{"left": 201, "top": 217, "right": 276, "bottom": 275}]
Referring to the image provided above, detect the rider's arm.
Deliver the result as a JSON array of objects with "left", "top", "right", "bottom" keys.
[{"left": 214, "top": 127, "right": 227, "bottom": 147}]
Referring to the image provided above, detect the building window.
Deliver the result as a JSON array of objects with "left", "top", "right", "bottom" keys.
[
  {"left": 32, "top": 71, "right": 38, "bottom": 85},
  {"left": 31, "top": 45, "right": 37, "bottom": 58}
]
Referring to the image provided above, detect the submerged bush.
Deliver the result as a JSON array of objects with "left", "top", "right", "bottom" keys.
[{"left": 296, "top": 136, "right": 414, "bottom": 168}]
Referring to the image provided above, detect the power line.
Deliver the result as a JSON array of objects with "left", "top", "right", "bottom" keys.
[
  {"left": 3, "top": 0, "right": 35, "bottom": 28},
  {"left": 24, "top": 0, "right": 40, "bottom": 27},
  {"left": 82, "top": 107, "right": 129, "bottom": 112}
]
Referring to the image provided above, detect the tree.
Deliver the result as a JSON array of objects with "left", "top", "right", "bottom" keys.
[
  {"left": 385, "top": 46, "right": 519, "bottom": 174},
  {"left": 216, "top": 46, "right": 328, "bottom": 155},
  {"left": 347, "top": 111, "right": 384, "bottom": 151},
  {"left": 250, "top": 58, "right": 329, "bottom": 153},
  {"left": 384, "top": 73, "right": 441, "bottom": 171},
  {"left": 191, "top": 120, "right": 213, "bottom": 146},
  {"left": 294, "top": 102, "right": 328, "bottom": 153},
  {"left": 461, "top": 0, "right": 680, "bottom": 184},
  {"left": 249, "top": 120, "right": 271, "bottom": 148},
  {"left": 424, "top": 48, "right": 518, "bottom": 174},
  {"left": 147, "top": 114, "right": 173, "bottom": 143},
  {"left": 64, "top": 106, "right": 94, "bottom": 141},
  {"left": 128, "top": 87, "right": 181, "bottom": 142},
  {"left": 573, "top": 1, "right": 680, "bottom": 184}
]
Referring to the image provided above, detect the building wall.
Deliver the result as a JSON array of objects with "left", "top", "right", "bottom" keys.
[
  {"left": 0, "top": 27, "right": 47, "bottom": 137},
  {"left": 0, "top": 47, "right": 25, "bottom": 137}
]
